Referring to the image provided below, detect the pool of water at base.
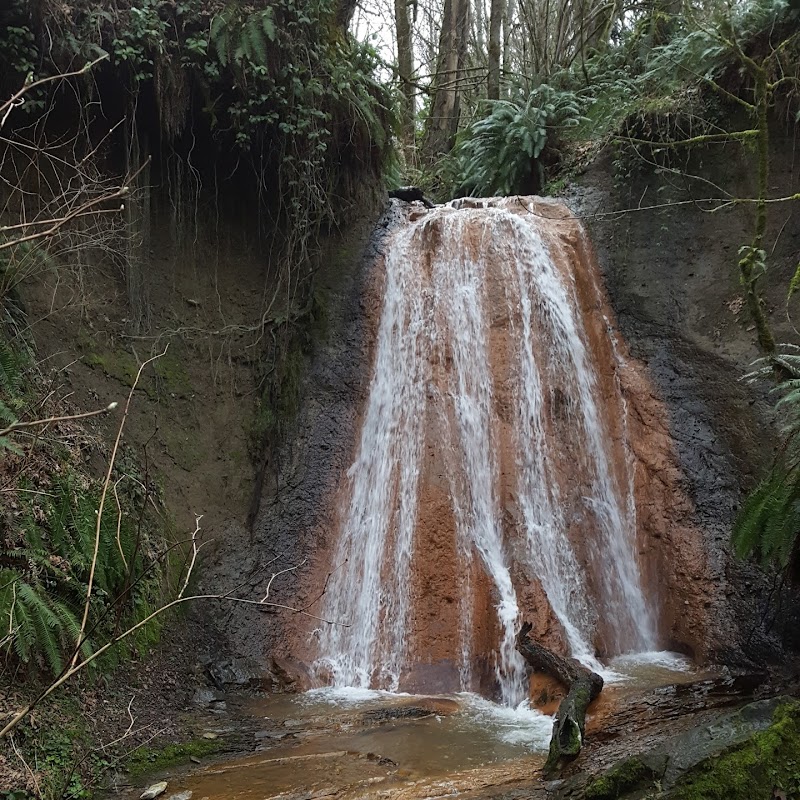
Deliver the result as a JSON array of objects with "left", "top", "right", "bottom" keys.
[{"left": 166, "top": 651, "right": 705, "bottom": 800}]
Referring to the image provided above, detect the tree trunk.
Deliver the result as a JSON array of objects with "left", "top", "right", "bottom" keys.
[
  {"left": 394, "top": 0, "right": 415, "bottom": 149},
  {"left": 738, "top": 64, "right": 775, "bottom": 355},
  {"left": 488, "top": 0, "right": 505, "bottom": 99},
  {"left": 516, "top": 622, "right": 603, "bottom": 775},
  {"left": 503, "top": 0, "right": 516, "bottom": 85},
  {"left": 474, "top": 0, "right": 485, "bottom": 54},
  {"left": 422, "top": 0, "right": 471, "bottom": 161},
  {"left": 335, "top": 0, "right": 358, "bottom": 29}
]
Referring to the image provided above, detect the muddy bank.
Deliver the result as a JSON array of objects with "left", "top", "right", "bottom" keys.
[{"left": 195, "top": 201, "right": 395, "bottom": 686}]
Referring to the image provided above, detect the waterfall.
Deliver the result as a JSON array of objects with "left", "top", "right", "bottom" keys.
[{"left": 314, "top": 198, "right": 656, "bottom": 703}]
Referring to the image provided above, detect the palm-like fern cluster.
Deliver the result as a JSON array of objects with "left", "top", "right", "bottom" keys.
[
  {"left": 0, "top": 477, "right": 158, "bottom": 676},
  {"left": 451, "top": 0, "right": 799, "bottom": 198},
  {"left": 209, "top": 5, "right": 276, "bottom": 68},
  {"left": 454, "top": 87, "right": 584, "bottom": 196}
]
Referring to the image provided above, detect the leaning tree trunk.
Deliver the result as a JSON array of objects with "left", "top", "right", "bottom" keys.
[{"left": 516, "top": 622, "right": 603, "bottom": 774}]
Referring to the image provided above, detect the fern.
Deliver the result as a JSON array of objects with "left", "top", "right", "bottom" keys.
[
  {"left": 210, "top": 9, "right": 232, "bottom": 67},
  {"left": 454, "top": 85, "right": 585, "bottom": 196},
  {"left": 0, "top": 333, "right": 27, "bottom": 454},
  {"left": 735, "top": 346, "right": 800, "bottom": 573},
  {"left": 1, "top": 472, "right": 163, "bottom": 677},
  {"left": 211, "top": 6, "right": 275, "bottom": 68}
]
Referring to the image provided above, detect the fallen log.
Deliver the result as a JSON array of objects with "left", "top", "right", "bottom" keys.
[
  {"left": 388, "top": 186, "right": 436, "bottom": 208},
  {"left": 516, "top": 621, "right": 603, "bottom": 774}
]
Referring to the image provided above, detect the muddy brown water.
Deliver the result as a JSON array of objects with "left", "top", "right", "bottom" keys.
[{"left": 126, "top": 654, "right": 723, "bottom": 800}]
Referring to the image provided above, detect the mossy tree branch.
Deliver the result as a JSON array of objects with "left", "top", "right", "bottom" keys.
[{"left": 516, "top": 622, "right": 603, "bottom": 775}]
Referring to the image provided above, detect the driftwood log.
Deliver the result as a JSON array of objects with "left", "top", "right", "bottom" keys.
[
  {"left": 516, "top": 621, "right": 604, "bottom": 774},
  {"left": 388, "top": 186, "right": 436, "bottom": 208}
]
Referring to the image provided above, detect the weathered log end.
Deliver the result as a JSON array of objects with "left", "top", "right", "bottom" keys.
[
  {"left": 388, "top": 186, "right": 436, "bottom": 208},
  {"left": 515, "top": 622, "right": 604, "bottom": 776}
]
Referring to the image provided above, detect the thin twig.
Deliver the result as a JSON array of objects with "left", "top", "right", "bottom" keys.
[
  {"left": 70, "top": 346, "right": 168, "bottom": 671},
  {"left": 261, "top": 558, "right": 308, "bottom": 603},
  {"left": 0, "top": 402, "right": 118, "bottom": 438},
  {"left": 0, "top": 55, "right": 109, "bottom": 129}
]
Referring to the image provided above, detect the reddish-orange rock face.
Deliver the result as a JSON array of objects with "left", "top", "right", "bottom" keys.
[{"left": 288, "top": 197, "right": 712, "bottom": 703}]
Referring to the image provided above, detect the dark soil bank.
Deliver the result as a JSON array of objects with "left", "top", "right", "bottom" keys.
[
  {"left": 196, "top": 201, "right": 396, "bottom": 686},
  {"left": 573, "top": 125, "right": 800, "bottom": 665}
]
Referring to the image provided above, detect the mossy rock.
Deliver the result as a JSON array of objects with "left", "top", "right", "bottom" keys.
[
  {"left": 672, "top": 700, "right": 800, "bottom": 800},
  {"left": 125, "top": 738, "right": 222, "bottom": 777},
  {"left": 576, "top": 699, "right": 800, "bottom": 800},
  {"left": 585, "top": 755, "right": 667, "bottom": 799}
]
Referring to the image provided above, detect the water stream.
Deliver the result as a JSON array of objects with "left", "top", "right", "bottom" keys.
[{"left": 314, "top": 198, "right": 658, "bottom": 703}]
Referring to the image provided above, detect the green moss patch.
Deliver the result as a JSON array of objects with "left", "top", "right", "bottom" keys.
[
  {"left": 85, "top": 347, "right": 192, "bottom": 399},
  {"left": 85, "top": 349, "right": 139, "bottom": 386},
  {"left": 125, "top": 738, "right": 223, "bottom": 777},
  {"left": 674, "top": 701, "right": 800, "bottom": 800},
  {"left": 585, "top": 756, "right": 665, "bottom": 799}
]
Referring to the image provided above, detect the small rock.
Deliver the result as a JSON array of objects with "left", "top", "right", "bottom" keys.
[
  {"left": 255, "top": 730, "right": 288, "bottom": 740},
  {"left": 202, "top": 732, "right": 218, "bottom": 740},
  {"left": 167, "top": 793, "right": 193, "bottom": 800},
  {"left": 283, "top": 718, "right": 302, "bottom": 727},
  {"left": 140, "top": 782, "right": 168, "bottom": 800},
  {"left": 192, "top": 688, "right": 216, "bottom": 706},
  {"left": 189, "top": 756, "right": 201, "bottom": 764}
]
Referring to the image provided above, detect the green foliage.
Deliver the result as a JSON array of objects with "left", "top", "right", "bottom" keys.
[
  {"left": 0, "top": 472, "right": 166, "bottom": 677},
  {"left": 210, "top": 4, "right": 276, "bottom": 68},
  {"left": 111, "top": 0, "right": 166, "bottom": 83},
  {"left": 5, "top": 697, "right": 112, "bottom": 800},
  {"left": 0, "top": 335, "right": 169, "bottom": 677},
  {"left": 0, "top": 0, "right": 37, "bottom": 81},
  {"left": 734, "top": 346, "right": 800, "bottom": 572},
  {"left": 733, "top": 469, "right": 800, "bottom": 570},
  {"left": 448, "top": 0, "right": 787, "bottom": 198},
  {"left": 1, "top": 0, "right": 390, "bottom": 277},
  {"left": 0, "top": 332, "right": 25, "bottom": 441},
  {"left": 29, "top": 718, "right": 95, "bottom": 799},
  {"left": 446, "top": 0, "right": 798, "bottom": 200},
  {"left": 454, "top": 86, "right": 584, "bottom": 196}
]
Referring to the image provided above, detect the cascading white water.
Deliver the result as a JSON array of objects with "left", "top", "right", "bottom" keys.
[
  {"left": 314, "top": 199, "right": 656, "bottom": 702},
  {"left": 431, "top": 238, "right": 528, "bottom": 706},
  {"left": 313, "top": 223, "right": 428, "bottom": 691},
  {"left": 508, "top": 212, "right": 657, "bottom": 658}
]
